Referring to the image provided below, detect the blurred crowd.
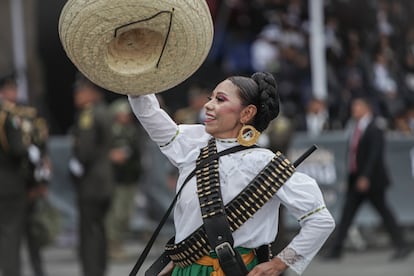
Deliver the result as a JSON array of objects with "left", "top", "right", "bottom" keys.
[{"left": 204, "top": 0, "right": 414, "bottom": 135}]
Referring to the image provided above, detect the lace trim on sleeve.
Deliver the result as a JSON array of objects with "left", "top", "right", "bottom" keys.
[
  {"left": 298, "top": 206, "right": 326, "bottom": 222},
  {"left": 277, "top": 247, "right": 307, "bottom": 275}
]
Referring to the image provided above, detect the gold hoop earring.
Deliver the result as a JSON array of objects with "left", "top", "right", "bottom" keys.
[{"left": 237, "top": 125, "right": 261, "bottom": 146}]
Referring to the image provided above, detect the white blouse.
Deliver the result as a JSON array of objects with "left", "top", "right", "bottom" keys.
[{"left": 128, "top": 94, "right": 335, "bottom": 275}]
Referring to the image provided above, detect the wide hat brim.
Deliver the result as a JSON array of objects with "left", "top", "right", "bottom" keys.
[{"left": 58, "top": 0, "right": 214, "bottom": 95}]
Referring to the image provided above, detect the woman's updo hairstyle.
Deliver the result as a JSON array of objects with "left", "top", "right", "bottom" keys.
[{"left": 228, "top": 72, "right": 279, "bottom": 132}]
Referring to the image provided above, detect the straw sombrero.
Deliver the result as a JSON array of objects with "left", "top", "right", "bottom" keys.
[{"left": 58, "top": 0, "right": 214, "bottom": 95}]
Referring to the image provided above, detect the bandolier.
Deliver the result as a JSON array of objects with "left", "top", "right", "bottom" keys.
[{"left": 165, "top": 139, "right": 295, "bottom": 269}]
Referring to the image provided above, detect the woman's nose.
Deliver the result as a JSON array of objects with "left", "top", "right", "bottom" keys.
[{"left": 204, "top": 99, "right": 213, "bottom": 110}]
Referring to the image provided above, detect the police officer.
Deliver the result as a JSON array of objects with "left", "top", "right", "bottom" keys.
[
  {"left": 69, "top": 74, "right": 114, "bottom": 276},
  {"left": 0, "top": 73, "right": 39, "bottom": 276},
  {"left": 106, "top": 98, "right": 142, "bottom": 260}
]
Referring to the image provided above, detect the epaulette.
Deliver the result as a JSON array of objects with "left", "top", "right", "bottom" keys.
[
  {"left": 0, "top": 101, "right": 17, "bottom": 113},
  {"left": 0, "top": 101, "right": 37, "bottom": 118},
  {"left": 15, "top": 105, "right": 37, "bottom": 118}
]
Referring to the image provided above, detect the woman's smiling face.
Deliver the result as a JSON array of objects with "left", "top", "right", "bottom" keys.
[{"left": 203, "top": 79, "right": 245, "bottom": 139}]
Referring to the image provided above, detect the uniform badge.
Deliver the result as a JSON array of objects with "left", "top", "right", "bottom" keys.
[
  {"left": 79, "top": 111, "right": 93, "bottom": 129},
  {"left": 11, "top": 115, "right": 22, "bottom": 129}
]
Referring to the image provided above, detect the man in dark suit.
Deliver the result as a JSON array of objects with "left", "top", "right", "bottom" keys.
[
  {"left": 327, "top": 97, "right": 411, "bottom": 260},
  {"left": 69, "top": 74, "right": 114, "bottom": 276}
]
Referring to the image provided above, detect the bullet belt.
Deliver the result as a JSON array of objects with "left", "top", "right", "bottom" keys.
[{"left": 166, "top": 148, "right": 295, "bottom": 268}]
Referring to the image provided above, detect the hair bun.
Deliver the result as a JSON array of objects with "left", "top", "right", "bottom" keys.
[
  {"left": 252, "top": 72, "right": 277, "bottom": 89},
  {"left": 250, "top": 72, "right": 279, "bottom": 131}
]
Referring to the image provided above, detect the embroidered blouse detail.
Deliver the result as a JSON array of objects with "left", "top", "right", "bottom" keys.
[
  {"left": 160, "top": 128, "right": 180, "bottom": 148},
  {"left": 299, "top": 206, "right": 327, "bottom": 222},
  {"left": 216, "top": 138, "right": 238, "bottom": 144},
  {"left": 277, "top": 247, "right": 306, "bottom": 274}
]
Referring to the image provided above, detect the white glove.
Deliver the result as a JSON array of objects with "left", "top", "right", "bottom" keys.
[
  {"left": 69, "top": 157, "right": 84, "bottom": 177},
  {"left": 28, "top": 144, "right": 41, "bottom": 164},
  {"left": 34, "top": 165, "right": 52, "bottom": 182}
]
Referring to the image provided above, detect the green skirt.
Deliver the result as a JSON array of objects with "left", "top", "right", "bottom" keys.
[{"left": 171, "top": 247, "right": 258, "bottom": 276}]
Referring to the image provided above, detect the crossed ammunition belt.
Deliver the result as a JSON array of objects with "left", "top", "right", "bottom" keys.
[{"left": 165, "top": 150, "right": 295, "bottom": 267}]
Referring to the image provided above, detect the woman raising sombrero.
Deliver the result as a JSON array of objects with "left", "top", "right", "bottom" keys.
[{"left": 128, "top": 72, "right": 335, "bottom": 275}]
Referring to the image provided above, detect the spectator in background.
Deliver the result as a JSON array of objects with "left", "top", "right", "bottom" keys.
[
  {"left": 251, "top": 24, "right": 281, "bottom": 74},
  {"left": 401, "top": 43, "right": 414, "bottom": 105},
  {"left": 336, "top": 30, "right": 372, "bottom": 125},
  {"left": 208, "top": 0, "right": 263, "bottom": 75},
  {"left": 173, "top": 83, "right": 210, "bottom": 124},
  {"left": 393, "top": 105, "right": 414, "bottom": 135},
  {"left": 406, "top": 106, "right": 414, "bottom": 134},
  {"left": 326, "top": 97, "right": 411, "bottom": 261},
  {"left": 106, "top": 98, "right": 142, "bottom": 261},
  {"left": 296, "top": 98, "right": 330, "bottom": 136},
  {"left": 370, "top": 50, "right": 404, "bottom": 121},
  {"left": 68, "top": 74, "right": 114, "bottom": 276}
]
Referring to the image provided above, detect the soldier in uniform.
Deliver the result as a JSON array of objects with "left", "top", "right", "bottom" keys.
[
  {"left": 106, "top": 98, "right": 142, "bottom": 260},
  {"left": 68, "top": 74, "right": 114, "bottom": 276},
  {"left": 0, "top": 74, "right": 41, "bottom": 276}
]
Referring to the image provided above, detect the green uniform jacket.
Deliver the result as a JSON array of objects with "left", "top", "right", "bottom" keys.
[
  {"left": 72, "top": 102, "right": 114, "bottom": 199},
  {"left": 0, "top": 101, "right": 29, "bottom": 196}
]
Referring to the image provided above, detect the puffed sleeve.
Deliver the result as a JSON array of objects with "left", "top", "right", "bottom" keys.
[
  {"left": 128, "top": 94, "right": 210, "bottom": 168},
  {"left": 128, "top": 94, "right": 178, "bottom": 146},
  {"left": 276, "top": 172, "right": 335, "bottom": 275}
]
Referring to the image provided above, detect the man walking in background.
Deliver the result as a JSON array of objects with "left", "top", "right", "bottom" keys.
[{"left": 327, "top": 97, "right": 411, "bottom": 261}]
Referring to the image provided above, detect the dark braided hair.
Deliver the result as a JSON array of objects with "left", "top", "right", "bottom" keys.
[{"left": 227, "top": 72, "right": 279, "bottom": 132}]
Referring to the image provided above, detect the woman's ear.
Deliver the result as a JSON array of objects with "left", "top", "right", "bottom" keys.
[{"left": 240, "top": 104, "right": 257, "bottom": 124}]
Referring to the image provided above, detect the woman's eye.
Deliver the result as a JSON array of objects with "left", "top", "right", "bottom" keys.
[{"left": 207, "top": 95, "right": 225, "bottom": 102}]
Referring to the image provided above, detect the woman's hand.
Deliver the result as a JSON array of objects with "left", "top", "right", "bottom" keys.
[
  {"left": 157, "top": 261, "right": 174, "bottom": 276},
  {"left": 247, "top": 257, "right": 288, "bottom": 276}
]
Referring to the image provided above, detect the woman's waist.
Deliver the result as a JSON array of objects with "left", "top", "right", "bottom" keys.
[{"left": 174, "top": 218, "right": 278, "bottom": 248}]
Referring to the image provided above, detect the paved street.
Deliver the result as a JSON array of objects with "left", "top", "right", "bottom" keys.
[
  {"left": 21, "top": 233, "right": 413, "bottom": 276},
  {"left": 21, "top": 233, "right": 170, "bottom": 276}
]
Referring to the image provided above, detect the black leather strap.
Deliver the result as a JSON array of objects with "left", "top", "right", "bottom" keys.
[{"left": 195, "top": 139, "right": 249, "bottom": 275}]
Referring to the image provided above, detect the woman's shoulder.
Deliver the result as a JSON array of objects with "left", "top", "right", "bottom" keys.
[
  {"left": 247, "top": 147, "right": 278, "bottom": 158},
  {"left": 178, "top": 124, "right": 211, "bottom": 140},
  {"left": 288, "top": 171, "right": 317, "bottom": 185},
  {"left": 239, "top": 147, "right": 275, "bottom": 170}
]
